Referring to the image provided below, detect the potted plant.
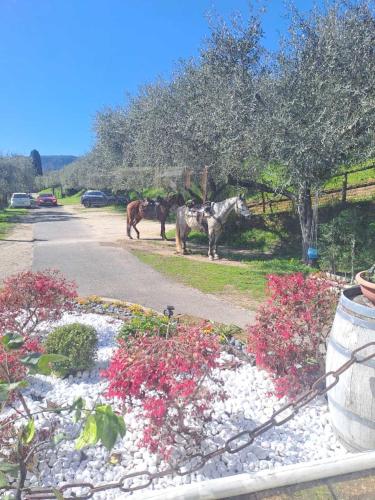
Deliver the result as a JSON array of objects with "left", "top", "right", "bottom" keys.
[{"left": 356, "top": 264, "right": 375, "bottom": 305}]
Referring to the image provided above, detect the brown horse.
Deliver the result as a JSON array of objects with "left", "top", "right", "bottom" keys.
[{"left": 126, "top": 193, "right": 185, "bottom": 240}]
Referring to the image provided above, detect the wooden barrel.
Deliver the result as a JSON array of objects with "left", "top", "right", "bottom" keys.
[{"left": 326, "top": 286, "right": 375, "bottom": 451}]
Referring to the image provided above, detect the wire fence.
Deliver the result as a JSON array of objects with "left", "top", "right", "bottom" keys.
[
  {"left": 249, "top": 163, "right": 375, "bottom": 214},
  {"left": 17, "top": 341, "right": 375, "bottom": 500}
]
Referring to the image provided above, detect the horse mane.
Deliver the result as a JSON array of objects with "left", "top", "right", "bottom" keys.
[{"left": 166, "top": 192, "right": 185, "bottom": 207}]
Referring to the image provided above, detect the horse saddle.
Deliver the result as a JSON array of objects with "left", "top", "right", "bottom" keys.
[
  {"left": 186, "top": 201, "right": 212, "bottom": 221},
  {"left": 142, "top": 198, "right": 160, "bottom": 219}
]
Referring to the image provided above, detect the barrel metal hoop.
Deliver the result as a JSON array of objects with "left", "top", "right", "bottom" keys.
[
  {"left": 337, "top": 305, "right": 375, "bottom": 332},
  {"left": 330, "top": 421, "right": 373, "bottom": 452},
  {"left": 328, "top": 394, "right": 375, "bottom": 430},
  {"left": 341, "top": 287, "right": 375, "bottom": 320},
  {"left": 328, "top": 336, "right": 375, "bottom": 369}
]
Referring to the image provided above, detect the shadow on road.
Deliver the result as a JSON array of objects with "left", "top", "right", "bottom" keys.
[
  {"left": 19, "top": 208, "right": 80, "bottom": 224},
  {"left": 1, "top": 238, "right": 47, "bottom": 243}
]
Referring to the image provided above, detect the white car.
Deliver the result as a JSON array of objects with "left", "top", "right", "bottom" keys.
[{"left": 10, "top": 193, "right": 32, "bottom": 208}]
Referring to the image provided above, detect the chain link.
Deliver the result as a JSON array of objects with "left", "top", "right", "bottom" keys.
[{"left": 17, "top": 341, "right": 375, "bottom": 499}]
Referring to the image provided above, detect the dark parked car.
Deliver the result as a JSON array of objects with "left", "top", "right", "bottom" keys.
[
  {"left": 81, "top": 190, "right": 108, "bottom": 208},
  {"left": 37, "top": 193, "right": 57, "bottom": 206}
]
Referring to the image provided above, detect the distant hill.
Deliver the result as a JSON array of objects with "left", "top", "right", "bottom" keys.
[{"left": 41, "top": 155, "right": 78, "bottom": 172}]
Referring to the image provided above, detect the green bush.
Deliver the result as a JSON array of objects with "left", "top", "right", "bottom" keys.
[
  {"left": 118, "top": 313, "right": 170, "bottom": 343},
  {"left": 44, "top": 323, "right": 98, "bottom": 375},
  {"left": 319, "top": 207, "right": 375, "bottom": 279}
]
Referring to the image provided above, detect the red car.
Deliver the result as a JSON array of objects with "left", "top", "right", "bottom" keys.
[{"left": 37, "top": 193, "right": 57, "bottom": 206}]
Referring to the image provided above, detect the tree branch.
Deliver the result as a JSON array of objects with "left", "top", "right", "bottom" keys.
[{"left": 227, "top": 174, "right": 296, "bottom": 201}]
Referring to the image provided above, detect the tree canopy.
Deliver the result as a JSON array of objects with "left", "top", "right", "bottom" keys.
[{"left": 44, "top": 1, "right": 375, "bottom": 260}]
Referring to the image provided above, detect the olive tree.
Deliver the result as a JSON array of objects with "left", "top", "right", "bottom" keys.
[
  {"left": 234, "top": 1, "right": 375, "bottom": 261},
  {"left": 0, "top": 155, "right": 34, "bottom": 205}
]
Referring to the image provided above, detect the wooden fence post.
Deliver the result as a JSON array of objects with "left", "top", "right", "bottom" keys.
[
  {"left": 261, "top": 192, "right": 266, "bottom": 213},
  {"left": 342, "top": 173, "right": 348, "bottom": 204}
]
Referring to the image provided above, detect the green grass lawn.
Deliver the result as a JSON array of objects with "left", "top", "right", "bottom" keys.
[
  {"left": 324, "top": 168, "right": 375, "bottom": 191},
  {"left": 133, "top": 250, "right": 310, "bottom": 301},
  {"left": 0, "top": 208, "right": 27, "bottom": 239},
  {"left": 58, "top": 190, "right": 84, "bottom": 205},
  {"left": 165, "top": 227, "right": 281, "bottom": 252}
]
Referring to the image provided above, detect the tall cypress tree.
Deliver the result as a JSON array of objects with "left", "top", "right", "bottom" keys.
[{"left": 30, "top": 149, "right": 43, "bottom": 176}]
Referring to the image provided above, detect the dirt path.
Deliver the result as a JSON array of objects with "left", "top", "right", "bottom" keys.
[
  {"left": 0, "top": 222, "right": 33, "bottom": 284},
  {"left": 69, "top": 205, "right": 259, "bottom": 267}
]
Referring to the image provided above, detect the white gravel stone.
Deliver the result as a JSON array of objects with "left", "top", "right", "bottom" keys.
[{"left": 15, "top": 311, "right": 348, "bottom": 499}]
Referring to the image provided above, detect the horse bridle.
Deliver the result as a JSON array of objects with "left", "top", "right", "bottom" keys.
[{"left": 235, "top": 198, "right": 250, "bottom": 217}]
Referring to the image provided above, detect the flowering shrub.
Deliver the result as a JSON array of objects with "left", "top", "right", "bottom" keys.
[
  {"left": 0, "top": 270, "right": 77, "bottom": 337},
  {"left": 103, "top": 325, "right": 224, "bottom": 458},
  {"left": 247, "top": 273, "right": 337, "bottom": 399}
]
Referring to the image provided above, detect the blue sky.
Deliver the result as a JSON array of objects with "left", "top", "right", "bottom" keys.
[{"left": 0, "top": 0, "right": 317, "bottom": 156}]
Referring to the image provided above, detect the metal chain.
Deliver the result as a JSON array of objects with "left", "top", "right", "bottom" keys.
[{"left": 18, "top": 341, "right": 375, "bottom": 499}]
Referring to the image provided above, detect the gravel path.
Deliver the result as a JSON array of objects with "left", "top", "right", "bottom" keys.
[{"left": 0, "top": 221, "right": 33, "bottom": 284}]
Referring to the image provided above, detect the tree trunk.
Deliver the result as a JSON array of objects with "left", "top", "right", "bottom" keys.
[{"left": 297, "top": 186, "right": 313, "bottom": 263}]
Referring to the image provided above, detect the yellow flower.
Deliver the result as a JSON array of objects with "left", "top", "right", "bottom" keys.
[
  {"left": 129, "top": 304, "right": 144, "bottom": 315},
  {"left": 76, "top": 297, "right": 88, "bottom": 305}
]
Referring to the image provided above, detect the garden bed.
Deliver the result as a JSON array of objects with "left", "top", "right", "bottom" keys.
[{"left": 17, "top": 309, "right": 347, "bottom": 498}]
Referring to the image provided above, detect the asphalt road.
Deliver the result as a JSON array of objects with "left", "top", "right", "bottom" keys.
[{"left": 32, "top": 206, "right": 254, "bottom": 327}]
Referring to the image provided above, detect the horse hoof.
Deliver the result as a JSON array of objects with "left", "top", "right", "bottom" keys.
[
  {"left": 208, "top": 255, "right": 214, "bottom": 261},
  {"left": 213, "top": 254, "right": 220, "bottom": 260},
  {"left": 128, "top": 236, "right": 133, "bottom": 240}
]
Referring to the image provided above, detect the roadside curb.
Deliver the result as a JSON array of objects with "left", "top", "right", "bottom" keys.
[{"left": 128, "top": 451, "right": 375, "bottom": 500}]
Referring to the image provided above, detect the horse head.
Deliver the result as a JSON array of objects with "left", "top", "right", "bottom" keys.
[
  {"left": 235, "top": 195, "right": 251, "bottom": 218},
  {"left": 167, "top": 192, "right": 185, "bottom": 208}
]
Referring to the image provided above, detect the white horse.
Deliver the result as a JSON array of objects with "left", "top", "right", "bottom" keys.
[{"left": 175, "top": 195, "right": 251, "bottom": 260}]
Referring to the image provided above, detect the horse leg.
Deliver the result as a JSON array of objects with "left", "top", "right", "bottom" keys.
[
  {"left": 127, "top": 214, "right": 133, "bottom": 239},
  {"left": 182, "top": 233, "right": 188, "bottom": 254},
  {"left": 160, "top": 219, "right": 167, "bottom": 240},
  {"left": 213, "top": 234, "right": 220, "bottom": 260},
  {"left": 175, "top": 222, "right": 183, "bottom": 254},
  {"left": 133, "top": 220, "right": 140, "bottom": 239},
  {"left": 213, "top": 231, "right": 222, "bottom": 259},
  {"left": 208, "top": 232, "right": 214, "bottom": 260}
]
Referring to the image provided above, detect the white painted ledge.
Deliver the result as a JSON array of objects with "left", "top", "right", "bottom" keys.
[{"left": 126, "top": 451, "right": 375, "bottom": 500}]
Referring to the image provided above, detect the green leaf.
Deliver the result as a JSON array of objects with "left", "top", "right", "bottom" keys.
[
  {"left": 22, "top": 419, "right": 35, "bottom": 445},
  {"left": 1, "top": 333, "right": 24, "bottom": 350},
  {"left": 20, "top": 352, "right": 41, "bottom": 367},
  {"left": 0, "top": 471, "right": 9, "bottom": 488},
  {"left": 76, "top": 415, "right": 97, "bottom": 449},
  {"left": 36, "top": 354, "right": 69, "bottom": 375},
  {"left": 94, "top": 405, "right": 125, "bottom": 450},
  {"left": 99, "top": 414, "right": 118, "bottom": 451},
  {"left": 70, "top": 397, "right": 85, "bottom": 423},
  {"left": 116, "top": 415, "right": 126, "bottom": 438},
  {"left": 0, "top": 381, "right": 28, "bottom": 402},
  {"left": 95, "top": 404, "right": 113, "bottom": 415}
]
